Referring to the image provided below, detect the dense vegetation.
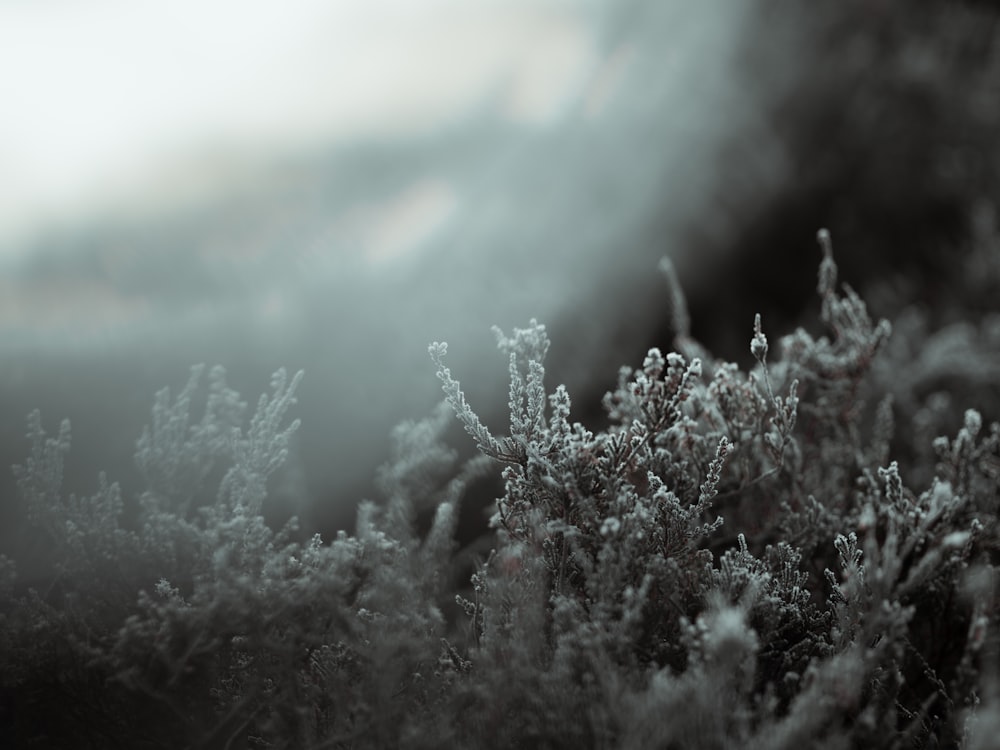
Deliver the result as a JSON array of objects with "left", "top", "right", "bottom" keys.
[{"left": 1, "top": 231, "right": 997, "bottom": 748}]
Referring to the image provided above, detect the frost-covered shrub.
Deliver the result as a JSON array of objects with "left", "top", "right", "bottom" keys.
[
  {"left": 429, "top": 230, "right": 999, "bottom": 749},
  {"left": 2, "top": 368, "right": 479, "bottom": 748},
  {"left": 2, "top": 230, "right": 998, "bottom": 748}
]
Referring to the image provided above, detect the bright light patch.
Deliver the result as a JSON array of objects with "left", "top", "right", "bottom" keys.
[
  {"left": 362, "top": 179, "right": 459, "bottom": 267},
  {"left": 0, "top": 0, "right": 595, "bottom": 252}
]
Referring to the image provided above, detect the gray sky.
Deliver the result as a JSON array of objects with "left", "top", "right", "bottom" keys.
[{"left": 0, "top": 0, "right": 597, "bottom": 253}]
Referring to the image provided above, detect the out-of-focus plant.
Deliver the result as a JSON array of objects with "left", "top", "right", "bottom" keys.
[{"left": 1, "top": 229, "right": 998, "bottom": 748}]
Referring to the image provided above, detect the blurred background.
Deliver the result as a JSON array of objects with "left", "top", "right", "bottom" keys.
[{"left": 1, "top": 0, "right": 998, "bottom": 549}]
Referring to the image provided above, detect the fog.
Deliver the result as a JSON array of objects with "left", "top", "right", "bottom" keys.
[
  {"left": 0, "top": 1, "right": 758, "bottom": 537},
  {"left": 3, "top": 0, "right": 988, "bottom": 548},
  {"left": 0, "top": 0, "right": 599, "bottom": 248}
]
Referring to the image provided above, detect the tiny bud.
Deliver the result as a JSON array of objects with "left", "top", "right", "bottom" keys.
[
  {"left": 600, "top": 516, "right": 622, "bottom": 537},
  {"left": 751, "top": 313, "right": 768, "bottom": 362},
  {"left": 964, "top": 409, "right": 982, "bottom": 438}
]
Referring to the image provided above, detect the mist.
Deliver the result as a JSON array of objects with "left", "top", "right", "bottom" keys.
[{"left": 2, "top": 0, "right": 992, "bottom": 546}]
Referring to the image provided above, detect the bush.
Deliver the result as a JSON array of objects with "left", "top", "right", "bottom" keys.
[{"left": 2, "top": 231, "right": 998, "bottom": 748}]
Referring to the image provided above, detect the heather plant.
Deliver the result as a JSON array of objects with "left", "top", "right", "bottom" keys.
[
  {"left": 2, "top": 368, "right": 478, "bottom": 748},
  {"left": 1, "top": 231, "right": 998, "bottom": 748},
  {"left": 429, "top": 231, "right": 999, "bottom": 748}
]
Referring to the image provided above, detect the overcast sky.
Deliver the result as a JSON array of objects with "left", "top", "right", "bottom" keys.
[{"left": 0, "top": 0, "right": 596, "bottom": 253}]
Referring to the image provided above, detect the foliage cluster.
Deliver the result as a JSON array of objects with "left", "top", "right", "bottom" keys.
[{"left": 1, "top": 232, "right": 998, "bottom": 749}]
